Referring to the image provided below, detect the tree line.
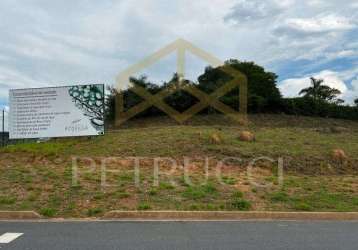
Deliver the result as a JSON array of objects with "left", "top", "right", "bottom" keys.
[{"left": 106, "top": 59, "right": 358, "bottom": 123}]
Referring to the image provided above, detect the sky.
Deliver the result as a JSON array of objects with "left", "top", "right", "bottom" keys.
[{"left": 0, "top": 0, "right": 358, "bottom": 118}]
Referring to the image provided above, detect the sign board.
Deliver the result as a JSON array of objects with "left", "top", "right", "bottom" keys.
[{"left": 9, "top": 84, "right": 105, "bottom": 139}]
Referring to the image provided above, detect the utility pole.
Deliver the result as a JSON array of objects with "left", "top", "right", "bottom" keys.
[{"left": 2, "top": 109, "right": 4, "bottom": 147}]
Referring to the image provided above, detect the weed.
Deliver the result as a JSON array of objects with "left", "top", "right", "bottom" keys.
[
  {"left": 182, "top": 183, "right": 217, "bottom": 200},
  {"left": 232, "top": 191, "right": 243, "bottom": 199},
  {"left": 118, "top": 173, "right": 134, "bottom": 182},
  {"left": 270, "top": 191, "right": 289, "bottom": 202},
  {"left": 159, "top": 182, "right": 175, "bottom": 190},
  {"left": 40, "top": 208, "right": 57, "bottom": 217},
  {"left": 93, "top": 193, "right": 104, "bottom": 200},
  {"left": 189, "top": 204, "right": 200, "bottom": 210},
  {"left": 230, "top": 199, "right": 251, "bottom": 211},
  {"left": 293, "top": 202, "right": 313, "bottom": 211},
  {"left": 137, "top": 203, "right": 151, "bottom": 210},
  {"left": 222, "top": 176, "right": 236, "bottom": 185},
  {"left": 27, "top": 192, "right": 39, "bottom": 202},
  {"left": 0, "top": 196, "right": 16, "bottom": 205},
  {"left": 148, "top": 189, "right": 158, "bottom": 196},
  {"left": 87, "top": 208, "right": 103, "bottom": 217},
  {"left": 117, "top": 192, "right": 130, "bottom": 199}
]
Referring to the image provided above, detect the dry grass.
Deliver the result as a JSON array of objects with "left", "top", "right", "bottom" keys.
[{"left": 0, "top": 114, "right": 357, "bottom": 217}]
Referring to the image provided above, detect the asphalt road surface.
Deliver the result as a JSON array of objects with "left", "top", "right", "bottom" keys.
[{"left": 0, "top": 221, "right": 358, "bottom": 250}]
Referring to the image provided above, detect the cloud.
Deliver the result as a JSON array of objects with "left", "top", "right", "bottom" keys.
[
  {"left": 224, "top": 0, "right": 293, "bottom": 23},
  {"left": 275, "top": 14, "right": 355, "bottom": 35},
  {"left": 343, "top": 77, "right": 358, "bottom": 104},
  {"left": 279, "top": 70, "right": 358, "bottom": 104},
  {"left": 0, "top": 67, "right": 42, "bottom": 97},
  {"left": 0, "top": 0, "right": 357, "bottom": 107}
]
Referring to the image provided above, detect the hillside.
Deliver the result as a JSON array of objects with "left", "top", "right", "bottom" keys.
[{"left": 0, "top": 114, "right": 358, "bottom": 217}]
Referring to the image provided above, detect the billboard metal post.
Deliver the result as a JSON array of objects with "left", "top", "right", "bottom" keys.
[{"left": 2, "top": 109, "right": 4, "bottom": 146}]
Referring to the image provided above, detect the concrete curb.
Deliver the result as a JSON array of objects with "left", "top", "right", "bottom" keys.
[
  {"left": 102, "top": 211, "right": 358, "bottom": 221},
  {"left": 2, "top": 210, "right": 358, "bottom": 221},
  {"left": 0, "top": 211, "right": 41, "bottom": 220}
]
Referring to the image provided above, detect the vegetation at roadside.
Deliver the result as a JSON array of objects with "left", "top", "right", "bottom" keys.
[
  {"left": 0, "top": 114, "right": 358, "bottom": 217},
  {"left": 105, "top": 60, "right": 358, "bottom": 126},
  {"left": 3, "top": 114, "right": 358, "bottom": 171}
]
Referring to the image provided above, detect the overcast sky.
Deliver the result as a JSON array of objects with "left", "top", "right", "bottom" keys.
[{"left": 0, "top": 0, "right": 357, "bottom": 112}]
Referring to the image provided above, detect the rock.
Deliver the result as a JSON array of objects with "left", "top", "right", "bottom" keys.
[
  {"left": 210, "top": 133, "right": 222, "bottom": 144},
  {"left": 239, "top": 131, "right": 255, "bottom": 142},
  {"left": 53, "top": 157, "right": 64, "bottom": 165},
  {"left": 332, "top": 149, "right": 348, "bottom": 162}
]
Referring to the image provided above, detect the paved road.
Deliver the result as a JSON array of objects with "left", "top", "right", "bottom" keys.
[{"left": 0, "top": 221, "right": 358, "bottom": 249}]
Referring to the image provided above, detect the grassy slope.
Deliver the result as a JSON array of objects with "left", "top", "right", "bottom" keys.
[{"left": 0, "top": 114, "right": 358, "bottom": 217}]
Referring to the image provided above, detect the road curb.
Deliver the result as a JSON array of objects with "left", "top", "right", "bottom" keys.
[
  {"left": 102, "top": 211, "right": 358, "bottom": 221},
  {"left": 0, "top": 211, "right": 41, "bottom": 220}
]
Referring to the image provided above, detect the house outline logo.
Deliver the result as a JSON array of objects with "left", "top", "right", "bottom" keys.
[{"left": 115, "top": 38, "right": 248, "bottom": 125}]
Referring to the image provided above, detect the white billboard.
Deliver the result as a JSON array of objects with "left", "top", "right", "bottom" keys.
[{"left": 9, "top": 84, "right": 105, "bottom": 139}]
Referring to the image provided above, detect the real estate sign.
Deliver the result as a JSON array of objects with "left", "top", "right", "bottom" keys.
[{"left": 9, "top": 84, "right": 105, "bottom": 139}]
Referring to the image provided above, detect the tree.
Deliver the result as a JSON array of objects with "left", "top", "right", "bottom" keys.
[
  {"left": 104, "top": 85, "right": 117, "bottom": 125},
  {"left": 355, "top": 98, "right": 358, "bottom": 107},
  {"left": 104, "top": 76, "right": 162, "bottom": 126},
  {"left": 197, "top": 60, "right": 282, "bottom": 113},
  {"left": 162, "top": 73, "right": 198, "bottom": 112},
  {"left": 299, "top": 77, "right": 342, "bottom": 104}
]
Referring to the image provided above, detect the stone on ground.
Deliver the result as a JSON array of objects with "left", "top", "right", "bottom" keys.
[
  {"left": 210, "top": 133, "right": 222, "bottom": 144},
  {"left": 239, "top": 131, "right": 255, "bottom": 142},
  {"left": 332, "top": 149, "right": 347, "bottom": 162}
]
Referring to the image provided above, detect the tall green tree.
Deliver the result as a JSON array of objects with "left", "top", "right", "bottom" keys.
[
  {"left": 162, "top": 74, "right": 198, "bottom": 112},
  {"left": 104, "top": 85, "right": 117, "bottom": 125},
  {"left": 299, "top": 77, "right": 342, "bottom": 104},
  {"left": 355, "top": 98, "right": 358, "bottom": 107},
  {"left": 197, "top": 60, "right": 282, "bottom": 113}
]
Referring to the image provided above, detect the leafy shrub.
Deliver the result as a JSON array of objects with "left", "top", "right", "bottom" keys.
[
  {"left": 281, "top": 97, "right": 358, "bottom": 120},
  {"left": 182, "top": 183, "right": 217, "bottom": 200},
  {"left": 228, "top": 192, "right": 251, "bottom": 210},
  {"left": 230, "top": 199, "right": 251, "bottom": 211},
  {"left": 105, "top": 61, "right": 358, "bottom": 123},
  {"left": 293, "top": 202, "right": 313, "bottom": 211},
  {"left": 40, "top": 208, "right": 57, "bottom": 217},
  {"left": 270, "top": 191, "right": 289, "bottom": 202},
  {"left": 87, "top": 208, "right": 103, "bottom": 217},
  {"left": 232, "top": 191, "right": 244, "bottom": 199},
  {"left": 137, "top": 203, "right": 151, "bottom": 210},
  {"left": 0, "top": 196, "right": 16, "bottom": 205}
]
